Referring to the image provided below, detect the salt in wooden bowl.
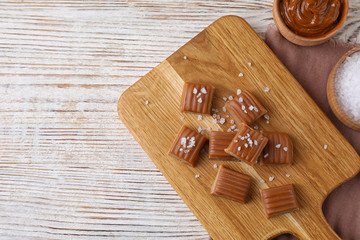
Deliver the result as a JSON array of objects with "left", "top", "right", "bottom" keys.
[{"left": 327, "top": 47, "right": 360, "bottom": 131}]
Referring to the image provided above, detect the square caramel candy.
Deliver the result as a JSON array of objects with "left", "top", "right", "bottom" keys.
[
  {"left": 211, "top": 165, "right": 251, "bottom": 203},
  {"left": 225, "top": 90, "right": 267, "bottom": 125},
  {"left": 260, "top": 132, "right": 293, "bottom": 165},
  {"left": 260, "top": 184, "right": 299, "bottom": 218},
  {"left": 209, "top": 131, "right": 236, "bottom": 160},
  {"left": 224, "top": 124, "right": 268, "bottom": 165},
  {"left": 180, "top": 82, "right": 215, "bottom": 115},
  {"left": 168, "top": 126, "right": 207, "bottom": 167}
]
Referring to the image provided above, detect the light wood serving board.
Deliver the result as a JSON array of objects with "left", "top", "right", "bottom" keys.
[{"left": 117, "top": 16, "right": 360, "bottom": 240}]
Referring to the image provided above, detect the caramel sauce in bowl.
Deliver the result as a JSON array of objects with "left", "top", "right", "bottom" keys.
[{"left": 273, "top": 0, "right": 348, "bottom": 46}]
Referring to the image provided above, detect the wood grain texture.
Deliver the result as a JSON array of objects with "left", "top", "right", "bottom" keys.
[
  {"left": 0, "top": 0, "right": 359, "bottom": 239},
  {"left": 118, "top": 16, "right": 360, "bottom": 239}
]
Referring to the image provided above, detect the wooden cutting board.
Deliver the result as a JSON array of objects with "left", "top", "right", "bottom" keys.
[{"left": 117, "top": 16, "right": 360, "bottom": 240}]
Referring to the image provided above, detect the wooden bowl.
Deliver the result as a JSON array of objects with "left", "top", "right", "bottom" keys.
[
  {"left": 327, "top": 47, "right": 360, "bottom": 131},
  {"left": 273, "top": 0, "right": 348, "bottom": 46}
]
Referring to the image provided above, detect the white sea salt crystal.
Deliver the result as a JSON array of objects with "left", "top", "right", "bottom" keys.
[
  {"left": 283, "top": 147, "right": 288, "bottom": 151},
  {"left": 254, "top": 107, "right": 259, "bottom": 112},
  {"left": 238, "top": 146, "right": 242, "bottom": 151},
  {"left": 184, "top": 56, "right": 187, "bottom": 60},
  {"left": 266, "top": 120, "right": 270, "bottom": 124},
  {"left": 239, "top": 73, "right": 244, "bottom": 77},
  {"left": 249, "top": 105, "right": 254, "bottom": 111},
  {"left": 193, "top": 88, "right": 198, "bottom": 94},
  {"left": 230, "top": 120, "right": 235, "bottom": 124},
  {"left": 223, "top": 97, "right": 227, "bottom": 101},
  {"left": 264, "top": 87, "right": 270, "bottom": 92},
  {"left": 213, "top": 119, "right": 218, "bottom": 124},
  {"left": 201, "top": 88, "right": 207, "bottom": 94},
  {"left": 238, "top": 97, "right": 243, "bottom": 102},
  {"left": 244, "top": 143, "right": 248, "bottom": 148},
  {"left": 254, "top": 140, "right": 258, "bottom": 145},
  {"left": 213, "top": 164, "right": 218, "bottom": 168},
  {"left": 231, "top": 125, "right": 236, "bottom": 130},
  {"left": 228, "top": 96, "right": 233, "bottom": 100},
  {"left": 264, "top": 153, "right": 269, "bottom": 158},
  {"left": 197, "top": 92, "right": 202, "bottom": 98},
  {"left": 181, "top": 137, "right": 187, "bottom": 147},
  {"left": 264, "top": 114, "right": 270, "bottom": 120},
  {"left": 212, "top": 108, "right": 219, "bottom": 113},
  {"left": 180, "top": 116, "right": 185, "bottom": 120},
  {"left": 244, "top": 110, "right": 248, "bottom": 114},
  {"left": 324, "top": 144, "right": 328, "bottom": 150},
  {"left": 241, "top": 105, "right": 246, "bottom": 110},
  {"left": 219, "top": 118, "right": 226, "bottom": 124},
  {"left": 253, "top": 125, "right": 259, "bottom": 130},
  {"left": 234, "top": 129, "right": 239, "bottom": 131},
  {"left": 198, "top": 127, "right": 202, "bottom": 133},
  {"left": 198, "top": 115, "right": 203, "bottom": 120},
  {"left": 237, "top": 89, "right": 242, "bottom": 95},
  {"left": 197, "top": 98, "right": 202, "bottom": 103},
  {"left": 248, "top": 62, "right": 252, "bottom": 67},
  {"left": 334, "top": 51, "right": 360, "bottom": 122},
  {"left": 260, "top": 179, "right": 266, "bottom": 183},
  {"left": 226, "top": 115, "right": 229, "bottom": 118},
  {"left": 275, "top": 144, "right": 281, "bottom": 148},
  {"left": 145, "top": 100, "right": 149, "bottom": 105},
  {"left": 179, "top": 148, "right": 183, "bottom": 152},
  {"left": 286, "top": 174, "right": 291, "bottom": 178},
  {"left": 269, "top": 176, "right": 275, "bottom": 182},
  {"left": 227, "top": 128, "right": 231, "bottom": 132},
  {"left": 195, "top": 174, "right": 200, "bottom": 178},
  {"left": 222, "top": 106, "right": 226, "bottom": 112}
]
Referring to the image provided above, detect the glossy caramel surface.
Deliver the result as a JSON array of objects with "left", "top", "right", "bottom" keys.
[
  {"left": 209, "top": 131, "right": 236, "bottom": 159},
  {"left": 280, "top": 0, "right": 342, "bottom": 37}
]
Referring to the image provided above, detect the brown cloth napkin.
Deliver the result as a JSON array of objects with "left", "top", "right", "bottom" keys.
[{"left": 265, "top": 24, "right": 360, "bottom": 240}]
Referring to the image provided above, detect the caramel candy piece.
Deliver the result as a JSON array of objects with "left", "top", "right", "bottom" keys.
[
  {"left": 225, "top": 90, "right": 267, "bottom": 125},
  {"left": 180, "top": 82, "right": 215, "bottom": 114},
  {"left": 260, "top": 132, "right": 293, "bottom": 165},
  {"left": 168, "top": 126, "right": 207, "bottom": 167},
  {"left": 211, "top": 165, "right": 251, "bottom": 203},
  {"left": 260, "top": 184, "right": 299, "bottom": 218},
  {"left": 209, "top": 131, "right": 236, "bottom": 160},
  {"left": 224, "top": 124, "right": 268, "bottom": 165}
]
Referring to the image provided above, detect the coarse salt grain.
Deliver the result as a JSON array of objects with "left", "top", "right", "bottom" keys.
[
  {"left": 197, "top": 98, "right": 202, "bottom": 103},
  {"left": 334, "top": 51, "right": 360, "bottom": 122},
  {"left": 254, "top": 140, "right": 258, "bottom": 145},
  {"left": 324, "top": 145, "right": 328, "bottom": 150},
  {"left": 213, "top": 119, "right": 218, "bottom": 124},
  {"left": 237, "top": 89, "right": 242, "bottom": 95},
  {"left": 228, "top": 96, "right": 233, "bottom": 100},
  {"left": 231, "top": 125, "right": 236, "bottom": 130},
  {"left": 286, "top": 174, "right": 291, "bottom": 178},
  {"left": 248, "top": 62, "right": 252, "bottom": 67},
  {"left": 234, "top": 140, "right": 238, "bottom": 142},
  {"left": 180, "top": 116, "right": 185, "bottom": 120},
  {"left": 223, "top": 97, "right": 227, "bottom": 101},
  {"left": 269, "top": 176, "right": 275, "bottom": 182},
  {"left": 230, "top": 120, "right": 235, "bottom": 124},
  {"left": 195, "top": 174, "right": 200, "bottom": 178},
  {"left": 219, "top": 118, "right": 226, "bottom": 124},
  {"left": 260, "top": 179, "right": 266, "bottom": 183},
  {"left": 226, "top": 115, "right": 229, "bottom": 118},
  {"left": 213, "top": 164, "right": 218, "bottom": 168},
  {"left": 264, "top": 114, "right": 270, "bottom": 120},
  {"left": 212, "top": 108, "right": 219, "bottom": 113},
  {"left": 266, "top": 120, "right": 270, "bottom": 124},
  {"left": 264, "top": 87, "right": 270, "bottom": 92},
  {"left": 234, "top": 129, "right": 239, "bottom": 131},
  {"left": 264, "top": 153, "right": 269, "bottom": 158},
  {"left": 184, "top": 56, "right": 187, "bottom": 60},
  {"left": 222, "top": 106, "right": 226, "bottom": 112},
  {"left": 275, "top": 144, "right": 281, "bottom": 148},
  {"left": 197, "top": 92, "right": 202, "bottom": 98},
  {"left": 283, "top": 147, "right": 288, "bottom": 151},
  {"left": 145, "top": 100, "right": 149, "bottom": 105},
  {"left": 239, "top": 73, "right": 244, "bottom": 77},
  {"left": 193, "top": 88, "right": 198, "bottom": 94},
  {"left": 198, "top": 127, "right": 202, "bottom": 133},
  {"left": 198, "top": 115, "right": 203, "bottom": 120},
  {"left": 201, "top": 88, "right": 207, "bottom": 94},
  {"left": 238, "top": 97, "right": 243, "bottom": 102},
  {"left": 253, "top": 125, "right": 259, "bottom": 130},
  {"left": 249, "top": 105, "right": 254, "bottom": 111},
  {"left": 244, "top": 143, "right": 248, "bottom": 148},
  {"left": 238, "top": 146, "right": 242, "bottom": 151},
  {"left": 227, "top": 128, "right": 231, "bottom": 132}
]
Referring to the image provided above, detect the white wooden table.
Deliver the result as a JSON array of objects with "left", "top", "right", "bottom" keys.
[{"left": 0, "top": 1, "right": 359, "bottom": 239}]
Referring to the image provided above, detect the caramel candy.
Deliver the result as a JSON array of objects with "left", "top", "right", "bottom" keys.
[
  {"left": 260, "top": 132, "right": 293, "bottom": 165},
  {"left": 209, "top": 131, "right": 236, "bottom": 160},
  {"left": 224, "top": 124, "right": 268, "bottom": 165},
  {"left": 260, "top": 184, "right": 299, "bottom": 218},
  {"left": 180, "top": 82, "right": 215, "bottom": 114},
  {"left": 211, "top": 165, "right": 251, "bottom": 203},
  {"left": 168, "top": 126, "right": 207, "bottom": 167},
  {"left": 225, "top": 90, "right": 267, "bottom": 125}
]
